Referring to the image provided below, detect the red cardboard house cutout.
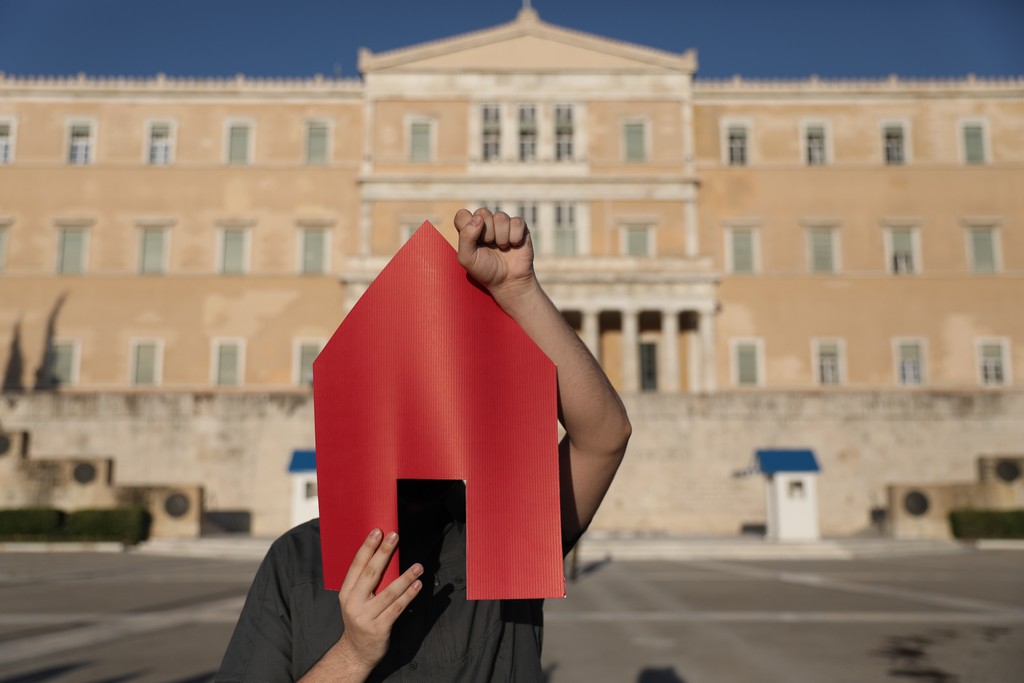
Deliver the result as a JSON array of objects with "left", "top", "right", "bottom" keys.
[{"left": 312, "top": 222, "right": 564, "bottom": 600}]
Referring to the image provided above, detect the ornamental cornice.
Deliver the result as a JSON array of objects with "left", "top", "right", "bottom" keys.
[
  {"left": 0, "top": 72, "right": 363, "bottom": 99},
  {"left": 695, "top": 74, "right": 1024, "bottom": 99}
]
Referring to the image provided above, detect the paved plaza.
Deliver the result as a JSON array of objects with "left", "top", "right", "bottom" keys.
[{"left": 0, "top": 548, "right": 1021, "bottom": 682}]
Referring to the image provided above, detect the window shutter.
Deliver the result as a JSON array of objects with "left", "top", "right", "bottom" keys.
[
  {"left": 307, "top": 123, "right": 328, "bottom": 164},
  {"left": 53, "top": 343, "right": 75, "bottom": 386},
  {"left": 624, "top": 123, "right": 645, "bottom": 161},
  {"left": 554, "top": 203, "right": 576, "bottom": 256},
  {"left": 140, "top": 228, "right": 164, "bottom": 274},
  {"left": 217, "top": 344, "right": 239, "bottom": 385},
  {"left": 964, "top": 125, "right": 984, "bottom": 163},
  {"left": 737, "top": 344, "right": 758, "bottom": 385},
  {"left": 410, "top": 123, "right": 430, "bottom": 161},
  {"left": 299, "top": 344, "right": 320, "bottom": 384},
  {"left": 228, "top": 125, "right": 249, "bottom": 164},
  {"left": 626, "top": 226, "right": 650, "bottom": 257},
  {"left": 60, "top": 229, "right": 85, "bottom": 274},
  {"left": 900, "top": 342, "right": 921, "bottom": 363},
  {"left": 971, "top": 229, "right": 996, "bottom": 273},
  {"left": 898, "top": 342, "right": 922, "bottom": 385},
  {"left": 810, "top": 229, "right": 834, "bottom": 273},
  {"left": 222, "top": 230, "right": 245, "bottom": 273},
  {"left": 303, "top": 229, "right": 325, "bottom": 274},
  {"left": 134, "top": 343, "right": 157, "bottom": 385},
  {"left": 0, "top": 123, "right": 11, "bottom": 163},
  {"left": 731, "top": 229, "right": 754, "bottom": 273},
  {"left": 891, "top": 229, "right": 913, "bottom": 256}
]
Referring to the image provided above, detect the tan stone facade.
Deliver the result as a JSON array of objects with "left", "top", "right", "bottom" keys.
[{"left": 0, "top": 9, "right": 1022, "bottom": 535}]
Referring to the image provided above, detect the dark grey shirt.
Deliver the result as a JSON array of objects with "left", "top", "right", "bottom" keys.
[{"left": 216, "top": 488, "right": 545, "bottom": 681}]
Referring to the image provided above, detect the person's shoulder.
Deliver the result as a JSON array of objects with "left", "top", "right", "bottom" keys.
[{"left": 260, "top": 518, "right": 323, "bottom": 584}]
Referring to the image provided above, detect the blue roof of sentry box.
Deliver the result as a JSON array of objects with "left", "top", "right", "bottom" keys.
[
  {"left": 288, "top": 449, "right": 317, "bottom": 473},
  {"left": 755, "top": 449, "right": 820, "bottom": 474}
]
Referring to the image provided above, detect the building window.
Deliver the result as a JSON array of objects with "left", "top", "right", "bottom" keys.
[
  {"left": 296, "top": 341, "right": 322, "bottom": 385},
  {"left": 727, "top": 125, "right": 748, "bottom": 166},
  {"left": 399, "top": 222, "right": 419, "bottom": 245},
  {"left": 887, "top": 227, "right": 917, "bottom": 275},
  {"left": 804, "top": 123, "right": 827, "bottom": 165},
  {"left": 807, "top": 227, "right": 837, "bottom": 274},
  {"left": 883, "top": 124, "right": 905, "bottom": 165},
  {"left": 51, "top": 340, "right": 77, "bottom": 387},
  {"left": 555, "top": 105, "right": 574, "bottom": 161},
  {"left": 978, "top": 340, "right": 1008, "bottom": 386},
  {"left": 226, "top": 123, "right": 252, "bottom": 164},
  {"left": 553, "top": 202, "right": 576, "bottom": 256},
  {"left": 409, "top": 121, "right": 432, "bottom": 162},
  {"left": 306, "top": 121, "right": 329, "bottom": 165},
  {"left": 214, "top": 340, "right": 243, "bottom": 386},
  {"left": 623, "top": 225, "right": 652, "bottom": 257},
  {"left": 301, "top": 228, "right": 326, "bottom": 274},
  {"left": 962, "top": 122, "right": 986, "bottom": 164},
  {"left": 148, "top": 122, "right": 173, "bottom": 165},
  {"left": 815, "top": 340, "right": 843, "bottom": 386},
  {"left": 734, "top": 341, "right": 761, "bottom": 387},
  {"left": 0, "top": 121, "right": 13, "bottom": 163},
  {"left": 896, "top": 340, "right": 924, "bottom": 386},
  {"left": 639, "top": 342, "right": 657, "bottom": 392},
  {"left": 131, "top": 341, "right": 161, "bottom": 386},
  {"left": 623, "top": 121, "right": 646, "bottom": 162},
  {"left": 968, "top": 227, "right": 998, "bottom": 273},
  {"left": 57, "top": 227, "right": 87, "bottom": 274},
  {"left": 220, "top": 229, "right": 248, "bottom": 274},
  {"left": 139, "top": 227, "right": 167, "bottom": 274},
  {"left": 68, "top": 123, "right": 93, "bottom": 165},
  {"left": 305, "top": 481, "right": 318, "bottom": 499},
  {"left": 727, "top": 227, "right": 757, "bottom": 274},
  {"left": 482, "top": 104, "right": 501, "bottom": 162},
  {"left": 517, "top": 202, "right": 539, "bottom": 252},
  {"left": 518, "top": 105, "right": 537, "bottom": 162}
]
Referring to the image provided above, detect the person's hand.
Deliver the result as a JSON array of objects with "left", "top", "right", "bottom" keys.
[
  {"left": 336, "top": 529, "right": 423, "bottom": 672},
  {"left": 454, "top": 208, "right": 537, "bottom": 305}
]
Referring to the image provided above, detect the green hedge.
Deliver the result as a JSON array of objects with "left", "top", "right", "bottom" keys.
[
  {"left": 64, "top": 509, "right": 152, "bottom": 544},
  {"left": 0, "top": 507, "right": 151, "bottom": 544},
  {"left": 949, "top": 509, "right": 1024, "bottom": 540},
  {"left": 0, "top": 508, "right": 65, "bottom": 537}
]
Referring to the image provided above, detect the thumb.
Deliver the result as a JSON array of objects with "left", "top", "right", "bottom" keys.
[{"left": 454, "top": 210, "right": 484, "bottom": 267}]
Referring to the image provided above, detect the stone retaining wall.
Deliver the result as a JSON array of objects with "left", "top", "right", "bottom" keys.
[{"left": 1, "top": 391, "right": 1020, "bottom": 537}]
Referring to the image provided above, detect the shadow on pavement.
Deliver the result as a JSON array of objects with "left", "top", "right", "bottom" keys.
[
  {"left": 574, "top": 557, "right": 613, "bottom": 579},
  {"left": 637, "top": 667, "right": 687, "bottom": 683},
  {"left": 168, "top": 673, "right": 216, "bottom": 683},
  {"left": 0, "top": 664, "right": 86, "bottom": 683}
]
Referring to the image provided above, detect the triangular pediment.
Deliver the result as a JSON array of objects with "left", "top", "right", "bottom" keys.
[{"left": 359, "top": 9, "right": 696, "bottom": 74}]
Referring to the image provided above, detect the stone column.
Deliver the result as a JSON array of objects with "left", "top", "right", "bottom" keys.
[
  {"left": 621, "top": 309, "right": 639, "bottom": 394},
  {"left": 698, "top": 308, "right": 717, "bottom": 392},
  {"left": 660, "top": 310, "right": 680, "bottom": 393},
  {"left": 581, "top": 309, "right": 600, "bottom": 361}
]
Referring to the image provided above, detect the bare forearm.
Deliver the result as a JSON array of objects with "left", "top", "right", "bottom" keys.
[
  {"left": 494, "top": 278, "right": 631, "bottom": 541},
  {"left": 496, "top": 280, "right": 630, "bottom": 454},
  {"left": 298, "top": 635, "right": 374, "bottom": 683}
]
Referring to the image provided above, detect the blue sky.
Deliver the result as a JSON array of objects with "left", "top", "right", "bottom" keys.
[{"left": 0, "top": 0, "right": 1021, "bottom": 80}]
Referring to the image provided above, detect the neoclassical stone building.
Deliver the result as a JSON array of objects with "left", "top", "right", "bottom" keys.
[{"left": 1, "top": 9, "right": 1021, "bottom": 536}]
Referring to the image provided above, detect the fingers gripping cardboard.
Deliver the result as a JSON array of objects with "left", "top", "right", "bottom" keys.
[{"left": 313, "top": 222, "right": 564, "bottom": 600}]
